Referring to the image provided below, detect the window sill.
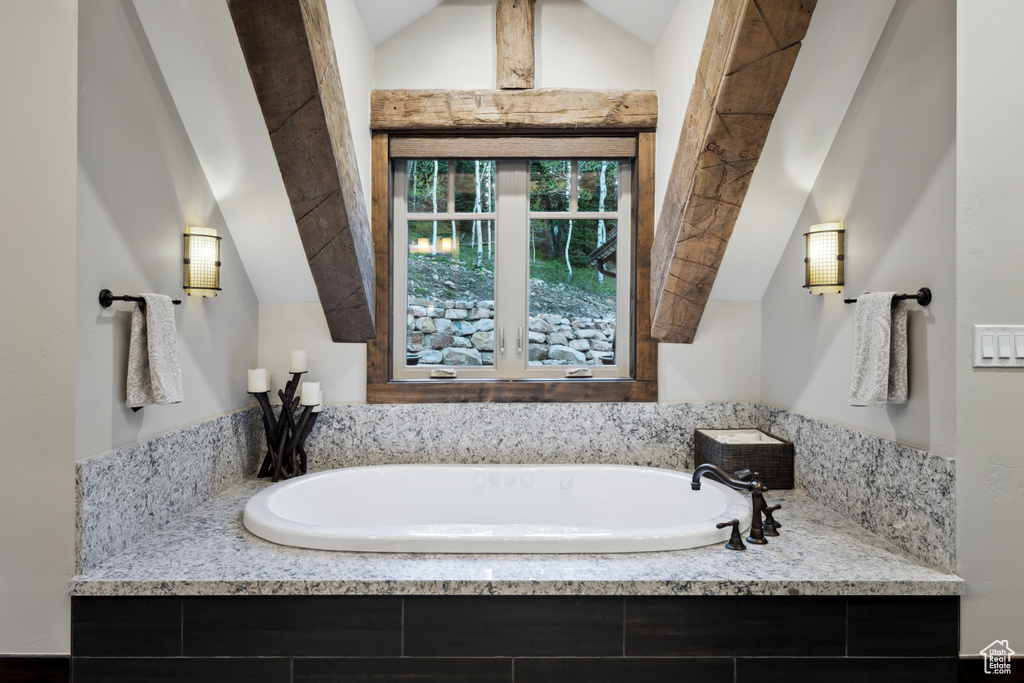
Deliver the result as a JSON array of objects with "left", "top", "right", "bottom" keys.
[{"left": 366, "top": 378, "right": 657, "bottom": 404}]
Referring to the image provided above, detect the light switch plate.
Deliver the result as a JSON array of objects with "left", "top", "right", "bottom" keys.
[{"left": 973, "top": 325, "right": 1024, "bottom": 367}]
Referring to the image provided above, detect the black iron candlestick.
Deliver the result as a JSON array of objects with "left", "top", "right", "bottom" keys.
[{"left": 250, "top": 371, "right": 317, "bottom": 482}]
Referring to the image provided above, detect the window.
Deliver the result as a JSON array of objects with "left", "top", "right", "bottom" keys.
[
  {"left": 367, "top": 134, "right": 657, "bottom": 403},
  {"left": 393, "top": 158, "right": 631, "bottom": 380}
]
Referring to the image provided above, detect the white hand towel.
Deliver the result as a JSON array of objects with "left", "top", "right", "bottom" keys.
[
  {"left": 849, "top": 293, "right": 908, "bottom": 407},
  {"left": 126, "top": 294, "right": 183, "bottom": 408}
]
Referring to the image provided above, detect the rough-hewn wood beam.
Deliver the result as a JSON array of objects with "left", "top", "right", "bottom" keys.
[
  {"left": 229, "top": 0, "right": 375, "bottom": 342},
  {"left": 651, "top": 0, "right": 816, "bottom": 343},
  {"left": 371, "top": 89, "right": 658, "bottom": 130},
  {"left": 496, "top": 0, "right": 536, "bottom": 89}
]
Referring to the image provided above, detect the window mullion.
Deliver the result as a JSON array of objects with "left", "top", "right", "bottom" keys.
[{"left": 494, "top": 159, "right": 529, "bottom": 378}]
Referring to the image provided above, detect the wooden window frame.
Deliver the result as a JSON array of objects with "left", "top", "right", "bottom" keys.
[{"left": 367, "top": 131, "right": 657, "bottom": 403}]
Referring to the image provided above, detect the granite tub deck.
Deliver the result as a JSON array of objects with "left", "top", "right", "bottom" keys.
[{"left": 69, "top": 477, "right": 961, "bottom": 597}]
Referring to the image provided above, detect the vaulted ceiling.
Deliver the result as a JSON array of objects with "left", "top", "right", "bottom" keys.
[
  {"left": 133, "top": 0, "right": 896, "bottom": 332},
  {"left": 353, "top": 0, "right": 683, "bottom": 47}
]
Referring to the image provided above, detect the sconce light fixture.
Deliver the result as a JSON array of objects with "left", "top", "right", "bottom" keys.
[
  {"left": 803, "top": 222, "right": 844, "bottom": 295},
  {"left": 183, "top": 226, "right": 221, "bottom": 297}
]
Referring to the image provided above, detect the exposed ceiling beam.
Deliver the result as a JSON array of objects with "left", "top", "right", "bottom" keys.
[
  {"left": 650, "top": 0, "right": 816, "bottom": 343},
  {"left": 229, "top": 0, "right": 376, "bottom": 342},
  {"left": 370, "top": 89, "right": 658, "bottom": 130},
  {"left": 496, "top": 0, "right": 536, "bottom": 89}
]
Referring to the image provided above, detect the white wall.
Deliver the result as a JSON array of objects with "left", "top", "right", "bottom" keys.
[
  {"left": 326, "top": 0, "right": 376, "bottom": 216},
  {"left": 652, "top": 0, "right": 713, "bottom": 232},
  {"left": 259, "top": 303, "right": 367, "bottom": 404},
  {"left": 760, "top": 0, "right": 956, "bottom": 455},
  {"left": 375, "top": 0, "right": 654, "bottom": 90},
  {"left": 536, "top": 0, "right": 654, "bottom": 89},
  {"left": 76, "top": 0, "right": 260, "bottom": 459},
  {"left": 956, "top": 0, "right": 1024, "bottom": 655},
  {"left": 374, "top": 0, "right": 494, "bottom": 89},
  {"left": 0, "top": 0, "right": 77, "bottom": 655},
  {"left": 658, "top": 301, "right": 760, "bottom": 402}
]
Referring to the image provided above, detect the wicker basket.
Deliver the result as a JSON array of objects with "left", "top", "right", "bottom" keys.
[{"left": 694, "top": 429, "right": 794, "bottom": 490}]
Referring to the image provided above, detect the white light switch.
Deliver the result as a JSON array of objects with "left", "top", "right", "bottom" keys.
[
  {"left": 999, "top": 334, "right": 1013, "bottom": 358},
  {"left": 974, "top": 325, "right": 1024, "bottom": 367},
  {"left": 981, "top": 334, "right": 995, "bottom": 358}
]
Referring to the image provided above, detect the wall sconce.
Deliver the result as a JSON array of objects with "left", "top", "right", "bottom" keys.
[
  {"left": 183, "top": 226, "right": 221, "bottom": 297},
  {"left": 803, "top": 222, "right": 844, "bottom": 295}
]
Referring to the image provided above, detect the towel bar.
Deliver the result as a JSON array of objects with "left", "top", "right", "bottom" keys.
[
  {"left": 99, "top": 289, "right": 182, "bottom": 308},
  {"left": 844, "top": 287, "right": 931, "bottom": 307}
]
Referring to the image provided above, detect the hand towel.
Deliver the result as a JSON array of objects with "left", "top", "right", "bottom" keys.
[
  {"left": 126, "top": 294, "right": 183, "bottom": 408},
  {"left": 849, "top": 292, "right": 908, "bottom": 407}
]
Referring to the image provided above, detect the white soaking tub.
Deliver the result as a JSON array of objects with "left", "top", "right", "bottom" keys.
[{"left": 243, "top": 464, "right": 752, "bottom": 553}]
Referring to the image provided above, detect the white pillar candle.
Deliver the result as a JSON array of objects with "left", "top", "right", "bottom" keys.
[
  {"left": 289, "top": 350, "right": 307, "bottom": 373},
  {"left": 247, "top": 368, "right": 268, "bottom": 393},
  {"left": 312, "top": 390, "right": 324, "bottom": 413},
  {"left": 300, "top": 381, "right": 320, "bottom": 406}
]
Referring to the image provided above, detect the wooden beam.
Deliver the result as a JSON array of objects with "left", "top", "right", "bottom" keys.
[
  {"left": 496, "top": 0, "right": 536, "bottom": 89},
  {"left": 371, "top": 89, "right": 658, "bottom": 131},
  {"left": 229, "top": 0, "right": 375, "bottom": 342},
  {"left": 650, "top": 0, "right": 816, "bottom": 343},
  {"left": 389, "top": 136, "right": 637, "bottom": 159}
]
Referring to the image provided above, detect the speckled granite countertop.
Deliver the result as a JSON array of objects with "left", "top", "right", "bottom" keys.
[{"left": 69, "top": 477, "right": 961, "bottom": 597}]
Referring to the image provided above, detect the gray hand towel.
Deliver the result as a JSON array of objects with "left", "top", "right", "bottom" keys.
[
  {"left": 849, "top": 292, "right": 908, "bottom": 407},
  {"left": 126, "top": 293, "right": 183, "bottom": 408}
]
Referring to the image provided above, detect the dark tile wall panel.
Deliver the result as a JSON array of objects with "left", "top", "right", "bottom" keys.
[
  {"left": 70, "top": 595, "right": 961, "bottom": 682},
  {"left": 72, "top": 657, "right": 291, "bottom": 683},
  {"left": 514, "top": 657, "right": 734, "bottom": 683},
  {"left": 294, "top": 657, "right": 513, "bottom": 682},
  {"left": 182, "top": 596, "right": 402, "bottom": 657},
  {"left": 404, "top": 597, "right": 623, "bottom": 657},
  {"left": 625, "top": 596, "right": 846, "bottom": 657},
  {"left": 0, "top": 656, "right": 70, "bottom": 683},
  {"left": 736, "top": 656, "right": 959, "bottom": 683},
  {"left": 847, "top": 596, "right": 959, "bottom": 656},
  {"left": 72, "top": 597, "right": 180, "bottom": 657}
]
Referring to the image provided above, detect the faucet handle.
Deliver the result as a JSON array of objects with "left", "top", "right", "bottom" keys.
[
  {"left": 734, "top": 468, "right": 754, "bottom": 481},
  {"left": 763, "top": 502, "right": 782, "bottom": 536},
  {"left": 715, "top": 518, "right": 747, "bottom": 551}
]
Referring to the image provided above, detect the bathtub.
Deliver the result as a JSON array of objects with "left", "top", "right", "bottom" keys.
[{"left": 243, "top": 464, "right": 752, "bottom": 553}]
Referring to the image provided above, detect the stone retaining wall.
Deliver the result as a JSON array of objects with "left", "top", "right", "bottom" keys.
[{"left": 406, "top": 298, "right": 615, "bottom": 366}]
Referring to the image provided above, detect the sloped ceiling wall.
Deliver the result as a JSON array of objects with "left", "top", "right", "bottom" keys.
[{"left": 135, "top": 0, "right": 894, "bottom": 310}]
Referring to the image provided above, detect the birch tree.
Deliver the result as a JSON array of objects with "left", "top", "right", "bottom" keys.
[
  {"left": 485, "top": 162, "right": 493, "bottom": 261},
  {"left": 473, "top": 160, "right": 483, "bottom": 268},
  {"left": 430, "top": 160, "right": 439, "bottom": 255},
  {"left": 597, "top": 160, "right": 608, "bottom": 283}
]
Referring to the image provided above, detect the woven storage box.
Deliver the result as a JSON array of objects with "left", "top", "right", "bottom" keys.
[{"left": 694, "top": 429, "right": 794, "bottom": 490}]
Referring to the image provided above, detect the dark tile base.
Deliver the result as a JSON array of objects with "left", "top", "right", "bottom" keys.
[
  {"left": 959, "top": 656, "right": 1024, "bottom": 682},
  {"left": 70, "top": 595, "right": 960, "bottom": 683},
  {"left": 737, "top": 657, "right": 958, "bottom": 683},
  {"left": 0, "top": 656, "right": 69, "bottom": 683}
]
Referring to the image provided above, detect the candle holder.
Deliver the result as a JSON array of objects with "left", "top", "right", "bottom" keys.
[{"left": 250, "top": 371, "right": 319, "bottom": 482}]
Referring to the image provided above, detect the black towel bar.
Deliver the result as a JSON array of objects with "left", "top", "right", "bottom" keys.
[
  {"left": 843, "top": 287, "right": 931, "bottom": 306},
  {"left": 99, "top": 289, "right": 182, "bottom": 308}
]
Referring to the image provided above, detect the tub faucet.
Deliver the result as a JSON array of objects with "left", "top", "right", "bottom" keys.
[{"left": 691, "top": 464, "right": 769, "bottom": 545}]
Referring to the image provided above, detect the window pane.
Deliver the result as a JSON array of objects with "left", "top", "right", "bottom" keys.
[
  {"left": 406, "top": 219, "right": 496, "bottom": 367},
  {"left": 530, "top": 160, "right": 571, "bottom": 212},
  {"left": 453, "top": 160, "right": 495, "bottom": 213},
  {"left": 577, "top": 160, "right": 618, "bottom": 212},
  {"left": 407, "top": 160, "right": 448, "bottom": 213},
  {"left": 527, "top": 219, "right": 617, "bottom": 366}
]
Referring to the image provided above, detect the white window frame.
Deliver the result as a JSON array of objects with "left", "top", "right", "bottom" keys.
[{"left": 392, "top": 157, "right": 632, "bottom": 381}]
